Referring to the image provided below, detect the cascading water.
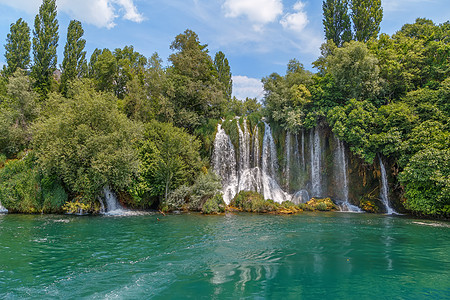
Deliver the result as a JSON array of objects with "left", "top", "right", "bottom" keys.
[
  {"left": 291, "top": 189, "right": 309, "bottom": 205},
  {"left": 379, "top": 156, "right": 396, "bottom": 215},
  {"left": 285, "top": 132, "right": 291, "bottom": 191},
  {"left": 213, "top": 124, "right": 238, "bottom": 204},
  {"left": 301, "top": 129, "right": 305, "bottom": 169},
  {"left": 102, "top": 186, "right": 127, "bottom": 215},
  {"left": 238, "top": 119, "right": 250, "bottom": 171},
  {"left": 0, "top": 201, "right": 7, "bottom": 213},
  {"left": 335, "top": 138, "right": 361, "bottom": 212},
  {"left": 310, "top": 127, "right": 322, "bottom": 197}
]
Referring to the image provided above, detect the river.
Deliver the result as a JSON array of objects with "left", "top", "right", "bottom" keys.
[{"left": 0, "top": 212, "right": 448, "bottom": 299}]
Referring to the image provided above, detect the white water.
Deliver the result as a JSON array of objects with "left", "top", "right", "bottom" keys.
[
  {"left": 336, "top": 139, "right": 361, "bottom": 212},
  {"left": 0, "top": 201, "right": 7, "bottom": 213},
  {"left": 310, "top": 127, "right": 322, "bottom": 197},
  {"left": 285, "top": 132, "right": 291, "bottom": 191},
  {"left": 213, "top": 124, "right": 238, "bottom": 204},
  {"left": 379, "top": 156, "right": 396, "bottom": 215},
  {"left": 291, "top": 189, "right": 310, "bottom": 205}
]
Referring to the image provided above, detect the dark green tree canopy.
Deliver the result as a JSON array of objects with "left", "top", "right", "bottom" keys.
[
  {"left": 60, "top": 20, "right": 87, "bottom": 95},
  {"left": 214, "top": 51, "right": 233, "bottom": 99},
  {"left": 4, "top": 18, "right": 31, "bottom": 76},
  {"left": 31, "top": 0, "right": 59, "bottom": 99},
  {"left": 322, "top": 0, "right": 352, "bottom": 47},
  {"left": 351, "top": 0, "right": 383, "bottom": 42}
]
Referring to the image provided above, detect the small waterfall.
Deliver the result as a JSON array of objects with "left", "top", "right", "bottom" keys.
[
  {"left": 253, "top": 125, "right": 260, "bottom": 168},
  {"left": 0, "top": 201, "right": 7, "bottom": 213},
  {"left": 336, "top": 138, "right": 361, "bottom": 212},
  {"left": 102, "top": 186, "right": 126, "bottom": 214},
  {"left": 238, "top": 119, "right": 250, "bottom": 172},
  {"left": 261, "top": 122, "right": 290, "bottom": 203},
  {"left": 301, "top": 129, "right": 305, "bottom": 169},
  {"left": 213, "top": 124, "right": 238, "bottom": 204},
  {"left": 291, "top": 189, "right": 309, "bottom": 205},
  {"left": 310, "top": 127, "right": 322, "bottom": 197},
  {"left": 285, "top": 132, "right": 291, "bottom": 191},
  {"left": 379, "top": 156, "right": 396, "bottom": 215}
]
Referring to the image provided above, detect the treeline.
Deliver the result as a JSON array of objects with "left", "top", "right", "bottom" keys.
[
  {"left": 0, "top": 0, "right": 448, "bottom": 217},
  {"left": 263, "top": 1, "right": 449, "bottom": 217},
  {"left": 0, "top": 0, "right": 260, "bottom": 214}
]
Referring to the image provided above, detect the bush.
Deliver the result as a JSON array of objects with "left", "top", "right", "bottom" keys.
[
  {"left": 306, "top": 198, "right": 338, "bottom": 211},
  {"left": 230, "top": 191, "right": 278, "bottom": 213},
  {"left": 0, "top": 154, "right": 67, "bottom": 213},
  {"left": 201, "top": 193, "right": 225, "bottom": 214},
  {"left": 360, "top": 199, "right": 380, "bottom": 213}
]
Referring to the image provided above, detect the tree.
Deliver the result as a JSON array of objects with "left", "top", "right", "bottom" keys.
[
  {"left": 327, "top": 40, "right": 382, "bottom": 103},
  {"left": 214, "top": 51, "right": 232, "bottom": 99},
  {"left": 351, "top": 0, "right": 383, "bottom": 42},
  {"left": 32, "top": 80, "right": 141, "bottom": 203},
  {"left": 60, "top": 20, "right": 87, "bottom": 95},
  {"left": 131, "top": 120, "right": 202, "bottom": 204},
  {"left": 0, "top": 69, "right": 39, "bottom": 157},
  {"left": 168, "top": 29, "right": 226, "bottom": 130},
  {"left": 322, "top": 0, "right": 352, "bottom": 47},
  {"left": 31, "top": 0, "right": 59, "bottom": 99},
  {"left": 4, "top": 18, "right": 31, "bottom": 76}
]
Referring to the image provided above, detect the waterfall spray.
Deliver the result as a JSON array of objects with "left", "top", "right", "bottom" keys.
[{"left": 379, "top": 156, "right": 396, "bottom": 214}]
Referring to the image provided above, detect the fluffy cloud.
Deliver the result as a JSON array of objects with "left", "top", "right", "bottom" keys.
[
  {"left": 0, "top": 0, "right": 144, "bottom": 29},
  {"left": 280, "top": 1, "right": 308, "bottom": 33},
  {"left": 222, "top": 0, "right": 283, "bottom": 30},
  {"left": 232, "top": 75, "right": 264, "bottom": 100}
]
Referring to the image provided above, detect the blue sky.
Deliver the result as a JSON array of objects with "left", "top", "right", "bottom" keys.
[{"left": 0, "top": 0, "right": 449, "bottom": 100}]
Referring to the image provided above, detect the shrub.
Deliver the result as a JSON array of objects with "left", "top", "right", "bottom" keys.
[{"left": 201, "top": 193, "right": 225, "bottom": 214}]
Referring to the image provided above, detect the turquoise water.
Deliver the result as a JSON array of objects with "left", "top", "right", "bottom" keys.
[{"left": 0, "top": 212, "right": 449, "bottom": 299}]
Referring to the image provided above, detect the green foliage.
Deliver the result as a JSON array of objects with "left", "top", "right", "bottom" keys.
[
  {"left": 0, "top": 154, "right": 67, "bottom": 213},
  {"left": 351, "top": 0, "right": 383, "bottom": 42},
  {"left": 359, "top": 199, "right": 380, "bottom": 213},
  {"left": 60, "top": 20, "right": 87, "bottom": 95},
  {"left": 327, "top": 99, "right": 377, "bottom": 162},
  {"left": 165, "top": 172, "right": 222, "bottom": 211},
  {"left": 322, "top": 0, "right": 352, "bottom": 47},
  {"left": 262, "top": 60, "right": 313, "bottom": 131},
  {"left": 327, "top": 41, "right": 382, "bottom": 104},
  {"left": 306, "top": 198, "right": 338, "bottom": 211},
  {"left": 230, "top": 191, "right": 278, "bottom": 213},
  {"left": 132, "top": 120, "right": 202, "bottom": 204},
  {"left": 32, "top": 80, "right": 140, "bottom": 203},
  {"left": 32, "top": 0, "right": 59, "bottom": 99},
  {"left": 214, "top": 51, "right": 232, "bottom": 99},
  {"left": 4, "top": 18, "right": 31, "bottom": 76},
  {"left": 201, "top": 193, "right": 225, "bottom": 214},
  {"left": 168, "top": 29, "right": 227, "bottom": 130},
  {"left": 399, "top": 148, "right": 450, "bottom": 216},
  {"left": 0, "top": 69, "right": 39, "bottom": 157}
]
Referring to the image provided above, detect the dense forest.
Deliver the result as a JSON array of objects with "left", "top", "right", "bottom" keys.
[{"left": 0, "top": 0, "right": 448, "bottom": 218}]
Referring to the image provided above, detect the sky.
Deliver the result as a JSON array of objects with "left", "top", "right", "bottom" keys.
[{"left": 0, "top": 0, "right": 449, "bottom": 100}]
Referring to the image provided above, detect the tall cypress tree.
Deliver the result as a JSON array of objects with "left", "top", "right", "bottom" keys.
[
  {"left": 322, "top": 0, "right": 352, "bottom": 47},
  {"left": 32, "top": 0, "right": 59, "bottom": 99},
  {"left": 214, "top": 51, "right": 232, "bottom": 99},
  {"left": 4, "top": 18, "right": 31, "bottom": 76},
  {"left": 60, "top": 20, "right": 86, "bottom": 95},
  {"left": 351, "top": 0, "right": 383, "bottom": 42}
]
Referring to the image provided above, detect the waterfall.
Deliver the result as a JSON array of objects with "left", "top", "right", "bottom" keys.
[
  {"left": 253, "top": 125, "right": 260, "bottom": 169},
  {"left": 310, "top": 127, "right": 322, "bottom": 197},
  {"left": 379, "top": 156, "right": 396, "bottom": 215},
  {"left": 0, "top": 201, "right": 7, "bottom": 213},
  {"left": 261, "top": 122, "right": 291, "bottom": 203},
  {"left": 285, "top": 132, "right": 291, "bottom": 191},
  {"left": 291, "top": 190, "right": 309, "bottom": 205},
  {"left": 238, "top": 119, "right": 250, "bottom": 172},
  {"left": 301, "top": 129, "right": 305, "bottom": 169},
  {"left": 213, "top": 124, "right": 238, "bottom": 204},
  {"left": 335, "top": 138, "right": 361, "bottom": 212},
  {"left": 102, "top": 186, "right": 126, "bottom": 215}
]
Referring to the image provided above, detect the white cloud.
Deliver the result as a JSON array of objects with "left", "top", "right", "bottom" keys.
[
  {"left": 232, "top": 75, "right": 264, "bottom": 100},
  {"left": 0, "top": 0, "right": 144, "bottom": 29},
  {"left": 280, "top": 1, "right": 308, "bottom": 33},
  {"left": 222, "top": 0, "right": 283, "bottom": 30}
]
